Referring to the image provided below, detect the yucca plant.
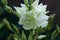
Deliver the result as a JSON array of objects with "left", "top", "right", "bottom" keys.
[{"left": 0, "top": 0, "right": 60, "bottom": 40}]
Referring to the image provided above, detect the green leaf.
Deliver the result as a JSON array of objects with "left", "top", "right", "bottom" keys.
[
  {"left": 51, "top": 29, "right": 58, "bottom": 40},
  {"left": 3, "top": 19, "right": 21, "bottom": 40},
  {"left": 3, "top": 19, "right": 14, "bottom": 32},
  {"left": 34, "top": 27, "right": 45, "bottom": 35},
  {"left": 5, "top": 6, "right": 13, "bottom": 13},
  {"left": 7, "top": 34, "right": 13, "bottom": 40},
  {"left": 11, "top": 24, "right": 21, "bottom": 39},
  {"left": 28, "top": 0, "right": 34, "bottom": 4},
  {"left": 24, "top": 0, "right": 28, "bottom": 6},
  {"left": 12, "top": 11, "right": 20, "bottom": 18},
  {"left": 0, "top": 20, "right": 4, "bottom": 29},
  {"left": 22, "top": 30, "right": 27, "bottom": 40},
  {"left": 48, "top": 14, "right": 55, "bottom": 26},
  {"left": 2, "top": 0, "right": 8, "bottom": 5},
  {"left": 5, "top": 6, "right": 20, "bottom": 18},
  {"left": 13, "top": 34, "right": 21, "bottom": 40},
  {"left": 28, "top": 31, "right": 33, "bottom": 40},
  {"left": 57, "top": 25, "right": 60, "bottom": 33},
  {"left": 51, "top": 25, "right": 60, "bottom": 40},
  {"left": 45, "top": 14, "right": 55, "bottom": 31},
  {"left": 11, "top": 24, "right": 19, "bottom": 33}
]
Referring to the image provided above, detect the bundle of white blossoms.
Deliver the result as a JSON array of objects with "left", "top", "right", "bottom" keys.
[{"left": 14, "top": 0, "right": 49, "bottom": 30}]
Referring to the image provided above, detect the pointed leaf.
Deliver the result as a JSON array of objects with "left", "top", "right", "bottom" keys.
[
  {"left": 3, "top": 19, "right": 14, "bottom": 32},
  {"left": 13, "top": 34, "right": 19, "bottom": 40},
  {"left": 7, "top": 34, "right": 13, "bottom": 40},
  {"left": 24, "top": 0, "right": 28, "bottom": 6},
  {"left": 51, "top": 29, "right": 58, "bottom": 40},
  {"left": 28, "top": 31, "right": 33, "bottom": 40},
  {"left": 34, "top": 27, "right": 45, "bottom": 35},
  {"left": 0, "top": 20, "right": 4, "bottom": 29},
  {"left": 48, "top": 14, "right": 55, "bottom": 26},
  {"left": 45, "top": 14, "right": 55, "bottom": 31},
  {"left": 57, "top": 25, "right": 60, "bottom": 33},
  {"left": 22, "top": 30, "right": 27, "bottom": 40},
  {"left": 28, "top": 0, "right": 34, "bottom": 5},
  {"left": 11, "top": 24, "right": 19, "bottom": 33},
  {"left": 2, "top": 0, "right": 8, "bottom": 5},
  {"left": 5, "top": 6, "right": 13, "bottom": 13},
  {"left": 11, "top": 24, "right": 21, "bottom": 39}
]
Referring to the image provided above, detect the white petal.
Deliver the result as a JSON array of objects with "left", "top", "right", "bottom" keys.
[
  {"left": 31, "top": 0, "right": 39, "bottom": 8},
  {"left": 18, "top": 15, "right": 26, "bottom": 25},
  {"left": 36, "top": 4, "right": 47, "bottom": 13},
  {"left": 39, "top": 3, "right": 43, "bottom": 6},
  {"left": 40, "top": 21, "right": 48, "bottom": 28},
  {"left": 37, "top": 17, "right": 48, "bottom": 27},
  {"left": 23, "top": 21, "right": 37, "bottom": 30},
  {"left": 14, "top": 7, "right": 21, "bottom": 14},
  {"left": 36, "top": 20, "right": 43, "bottom": 27},
  {"left": 14, "top": 6, "right": 26, "bottom": 17},
  {"left": 44, "top": 11, "right": 49, "bottom": 14},
  {"left": 21, "top": 4, "right": 28, "bottom": 11},
  {"left": 37, "top": 15, "right": 49, "bottom": 21},
  {"left": 23, "top": 22, "right": 33, "bottom": 30},
  {"left": 23, "top": 25, "right": 32, "bottom": 30},
  {"left": 14, "top": 7, "right": 23, "bottom": 14}
]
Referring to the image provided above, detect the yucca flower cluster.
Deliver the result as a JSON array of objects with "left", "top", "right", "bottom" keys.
[
  {"left": 0, "top": 0, "right": 59, "bottom": 40},
  {"left": 14, "top": 0, "right": 49, "bottom": 30}
]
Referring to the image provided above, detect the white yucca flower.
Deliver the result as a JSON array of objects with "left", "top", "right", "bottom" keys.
[{"left": 14, "top": 0, "right": 49, "bottom": 30}]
